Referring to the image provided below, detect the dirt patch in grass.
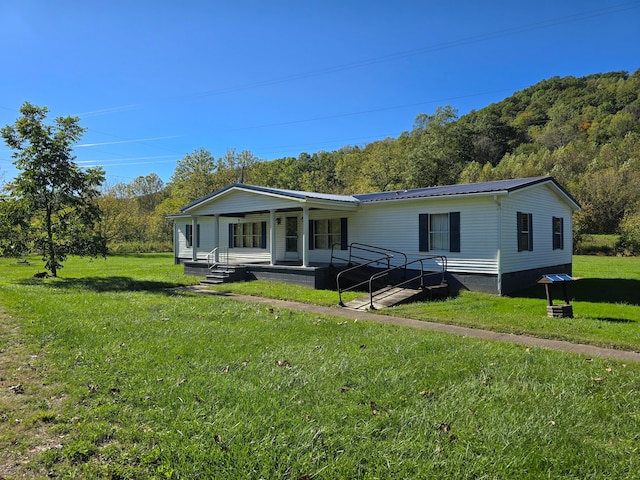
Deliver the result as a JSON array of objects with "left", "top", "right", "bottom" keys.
[{"left": 0, "top": 309, "right": 64, "bottom": 479}]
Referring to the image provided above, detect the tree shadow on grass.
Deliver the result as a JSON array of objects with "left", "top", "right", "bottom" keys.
[
  {"left": 515, "top": 278, "right": 640, "bottom": 306},
  {"left": 581, "top": 316, "right": 636, "bottom": 324},
  {"left": 18, "top": 276, "right": 188, "bottom": 294},
  {"left": 513, "top": 278, "right": 639, "bottom": 324}
]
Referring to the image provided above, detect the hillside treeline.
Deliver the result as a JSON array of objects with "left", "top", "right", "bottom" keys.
[{"left": 102, "top": 70, "right": 640, "bottom": 253}]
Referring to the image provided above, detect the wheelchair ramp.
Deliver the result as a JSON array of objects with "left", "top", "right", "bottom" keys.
[{"left": 345, "top": 283, "right": 448, "bottom": 311}]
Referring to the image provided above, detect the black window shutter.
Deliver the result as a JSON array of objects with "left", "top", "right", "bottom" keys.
[
  {"left": 261, "top": 221, "right": 267, "bottom": 249},
  {"left": 516, "top": 212, "right": 523, "bottom": 252},
  {"left": 228, "top": 223, "right": 234, "bottom": 248},
  {"left": 196, "top": 224, "right": 201, "bottom": 248},
  {"left": 449, "top": 212, "right": 460, "bottom": 253},
  {"left": 308, "top": 220, "right": 315, "bottom": 250},
  {"left": 340, "top": 217, "right": 348, "bottom": 250},
  {"left": 559, "top": 217, "right": 564, "bottom": 250},
  {"left": 528, "top": 213, "right": 533, "bottom": 251},
  {"left": 186, "top": 224, "right": 192, "bottom": 247},
  {"left": 419, "top": 214, "right": 429, "bottom": 252}
]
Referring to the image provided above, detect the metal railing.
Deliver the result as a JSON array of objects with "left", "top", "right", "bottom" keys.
[
  {"left": 336, "top": 247, "right": 447, "bottom": 308},
  {"left": 207, "top": 246, "right": 229, "bottom": 270},
  {"left": 331, "top": 242, "right": 408, "bottom": 268},
  {"left": 365, "top": 255, "right": 447, "bottom": 310}
]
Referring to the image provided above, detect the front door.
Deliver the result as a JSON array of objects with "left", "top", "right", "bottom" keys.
[{"left": 285, "top": 216, "right": 299, "bottom": 258}]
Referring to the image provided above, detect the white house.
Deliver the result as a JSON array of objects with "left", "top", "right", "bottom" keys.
[{"left": 170, "top": 176, "right": 581, "bottom": 295}]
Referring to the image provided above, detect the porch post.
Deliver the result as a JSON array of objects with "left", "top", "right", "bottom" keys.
[
  {"left": 173, "top": 221, "right": 179, "bottom": 264},
  {"left": 213, "top": 214, "right": 220, "bottom": 263},
  {"left": 269, "top": 209, "right": 277, "bottom": 265},
  {"left": 302, "top": 206, "right": 309, "bottom": 267},
  {"left": 191, "top": 216, "right": 198, "bottom": 261}
]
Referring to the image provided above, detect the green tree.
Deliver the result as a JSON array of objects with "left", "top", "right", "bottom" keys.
[
  {"left": 1, "top": 102, "right": 106, "bottom": 276},
  {"left": 97, "top": 182, "right": 140, "bottom": 246},
  {"left": 128, "top": 173, "right": 166, "bottom": 213},
  {"left": 406, "top": 106, "right": 471, "bottom": 188},
  {"left": 0, "top": 196, "right": 31, "bottom": 259},
  {"left": 361, "top": 138, "right": 407, "bottom": 191},
  {"left": 617, "top": 210, "right": 640, "bottom": 255},
  {"left": 170, "top": 148, "right": 217, "bottom": 202}
]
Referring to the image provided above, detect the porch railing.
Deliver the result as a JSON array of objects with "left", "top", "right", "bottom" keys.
[{"left": 207, "top": 246, "right": 229, "bottom": 270}]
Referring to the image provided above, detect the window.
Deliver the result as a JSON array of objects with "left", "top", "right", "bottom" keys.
[
  {"left": 313, "top": 218, "right": 341, "bottom": 249},
  {"left": 418, "top": 212, "right": 460, "bottom": 252},
  {"left": 430, "top": 214, "right": 449, "bottom": 250},
  {"left": 517, "top": 212, "right": 533, "bottom": 251},
  {"left": 309, "top": 217, "right": 348, "bottom": 250},
  {"left": 553, "top": 216, "right": 564, "bottom": 250},
  {"left": 230, "top": 222, "right": 266, "bottom": 248},
  {"left": 185, "top": 224, "right": 200, "bottom": 248}
]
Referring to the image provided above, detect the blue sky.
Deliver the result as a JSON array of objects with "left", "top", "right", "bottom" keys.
[{"left": 1, "top": 0, "right": 639, "bottom": 186}]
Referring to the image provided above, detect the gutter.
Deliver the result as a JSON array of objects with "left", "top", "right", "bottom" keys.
[{"left": 359, "top": 190, "right": 510, "bottom": 206}]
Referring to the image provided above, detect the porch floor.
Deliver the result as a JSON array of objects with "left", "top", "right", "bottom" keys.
[{"left": 182, "top": 260, "right": 342, "bottom": 289}]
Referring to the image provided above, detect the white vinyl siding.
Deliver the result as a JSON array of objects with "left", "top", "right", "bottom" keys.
[
  {"left": 349, "top": 197, "right": 499, "bottom": 274},
  {"left": 500, "top": 184, "right": 574, "bottom": 274},
  {"left": 187, "top": 190, "right": 305, "bottom": 216},
  {"left": 174, "top": 180, "right": 576, "bottom": 277}
]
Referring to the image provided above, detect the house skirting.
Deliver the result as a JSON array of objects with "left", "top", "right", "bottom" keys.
[
  {"left": 182, "top": 260, "right": 572, "bottom": 296},
  {"left": 182, "top": 261, "right": 331, "bottom": 289},
  {"left": 446, "top": 263, "right": 572, "bottom": 295},
  {"left": 499, "top": 263, "right": 572, "bottom": 295}
]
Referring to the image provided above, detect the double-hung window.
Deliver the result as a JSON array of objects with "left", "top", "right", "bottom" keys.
[
  {"left": 552, "top": 216, "right": 564, "bottom": 250},
  {"left": 418, "top": 212, "right": 460, "bottom": 252},
  {"left": 517, "top": 212, "right": 533, "bottom": 252},
  {"left": 185, "top": 224, "right": 200, "bottom": 248},
  {"left": 430, "top": 214, "right": 450, "bottom": 250}
]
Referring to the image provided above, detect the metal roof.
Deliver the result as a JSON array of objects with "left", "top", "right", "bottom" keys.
[
  {"left": 353, "top": 176, "right": 561, "bottom": 202},
  {"left": 180, "top": 183, "right": 358, "bottom": 212},
  {"left": 180, "top": 176, "right": 580, "bottom": 213}
]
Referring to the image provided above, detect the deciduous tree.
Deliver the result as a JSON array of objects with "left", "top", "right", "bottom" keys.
[{"left": 1, "top": 102, "right": 106, "bottom": 276}]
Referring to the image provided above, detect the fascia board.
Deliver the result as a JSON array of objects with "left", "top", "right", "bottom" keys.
[{"left": 359, "top": 190, "right": 509, "bottom": 207}]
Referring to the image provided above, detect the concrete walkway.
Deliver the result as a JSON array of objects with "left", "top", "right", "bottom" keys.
[{"left": 181, "top": 285, "right": 640, "bottom": 363}]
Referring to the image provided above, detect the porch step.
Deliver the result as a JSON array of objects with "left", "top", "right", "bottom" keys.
[
  {"left": 200, "top": 267, "right": 245, "bottom": 286},
  {"left": 344, "top": 283, "right": 449, "bottom": 311}
]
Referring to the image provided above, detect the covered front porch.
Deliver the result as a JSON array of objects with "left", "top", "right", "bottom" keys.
[{"left": 172, "top": 183, "right": 359, "bottom": 271}]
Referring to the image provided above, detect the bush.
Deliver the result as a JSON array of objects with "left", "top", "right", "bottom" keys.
[
  {"left": 616, "top": 211, "right": 640, "bottom": 255},
  {"left": 574, "top": 234, "right": 618, "bottom": 255},
  {"left": 107, "top": 241, "right": 173, "bottom": 254}
]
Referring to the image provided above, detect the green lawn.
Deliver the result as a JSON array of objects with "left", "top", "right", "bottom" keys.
[
  {"left": 209, "top": 255, "right": 640, "bottom": 352},
  {"left": 0, "top": 254, "right": 638, "bottom": 478},
  {"left": 384, "top": 255, "right": 640, "bottom": 351}
]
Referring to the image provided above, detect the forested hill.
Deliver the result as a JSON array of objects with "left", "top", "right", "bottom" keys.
[
  {"left": 99, "top": 70, "right": 640, "bottom": 251},
  {"left": 244, "top": 69, "right": 639, "bottom": 236}
]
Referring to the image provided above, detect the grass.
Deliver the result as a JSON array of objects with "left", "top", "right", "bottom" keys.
[
  {"left": 575, "top": 234, "right": 619, "bottom": 255},
  {"left": 207, "top": 280, "right": 362, "bottom": 306},
  {"left": 206, "top": 255, "right": 640, "bottom": 352},
  {"left": 384, "top": 255, "right": 640, "bottom": 351},
  {"left": 0, "top": 254, "right": 639, "bottom": 478}
]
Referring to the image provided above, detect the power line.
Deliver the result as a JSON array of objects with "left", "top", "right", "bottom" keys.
[{"left": 187, "top": 2, "right": 640, "bottom": 98}]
